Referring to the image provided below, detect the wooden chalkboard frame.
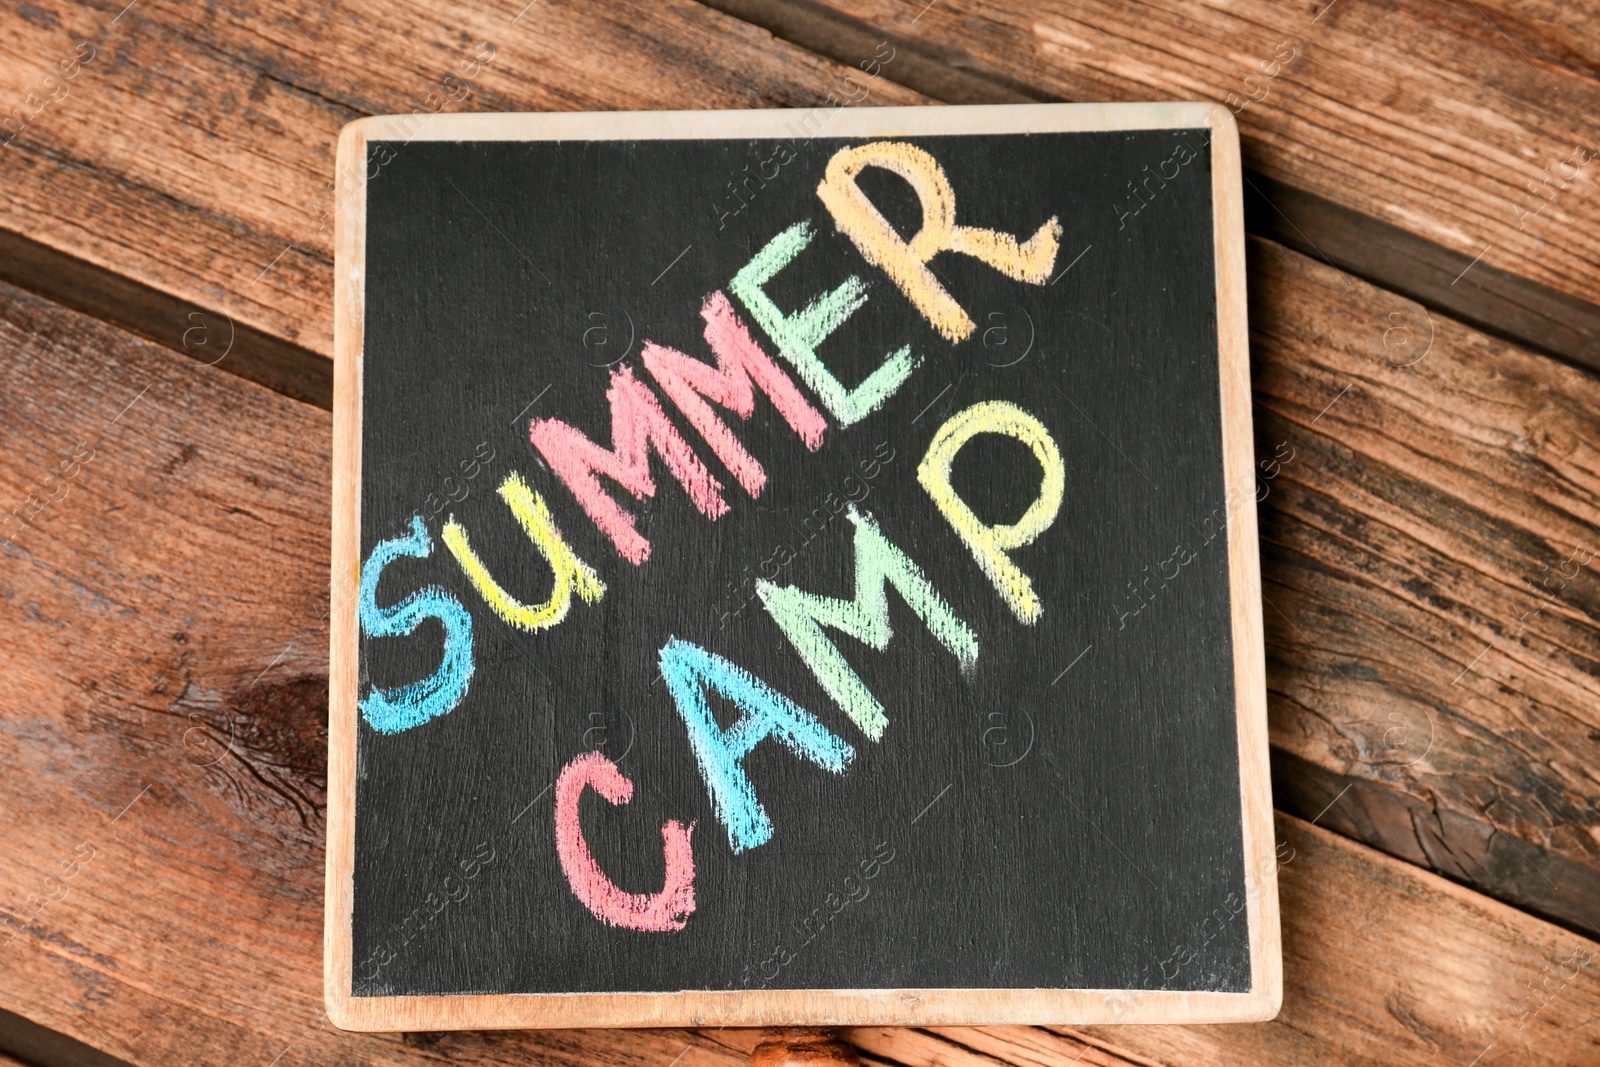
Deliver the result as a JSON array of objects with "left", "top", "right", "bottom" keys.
[{"left": 326, "top": 102, "right": 1278, "bottom": 1030}]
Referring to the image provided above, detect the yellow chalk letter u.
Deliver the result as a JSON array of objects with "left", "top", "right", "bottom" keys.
[{"left": 442, "top": 472, "right": 606, "bottom": 632}]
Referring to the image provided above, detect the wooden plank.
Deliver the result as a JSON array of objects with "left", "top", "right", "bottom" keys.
[
  {"left": 1069, "top": 815, "right": 1600, "bottom": 1064},
  {"left": 1243, "top": 235, "right": 1600, "bottom": 934},
  {"left": 0, "top": 1005, "right": 131, "bottom": 1067},
  {"left": 699, "top": 1024, "right": 1145, "bottom": 1066},
  {"left": 702, "top": 0, "right": 1600, "bottom": 374},
  {"left": 0, "top": 238, "right": 1595, "bottom": 1058},
  {"left": 0, "top": 278, "right": 736, "bottom": 1067},
  {"left": 0, "top": 0, "right": 927, "bottom": 384},
  {"left": 701, "top": 817, "right": 1600, "bottom": 1065},
  {"left": 0, "top": 227, "right": 331, "bottom": 409},
  {"left": 1239, "top": 175, "right": 1600, "bottom": 375}
]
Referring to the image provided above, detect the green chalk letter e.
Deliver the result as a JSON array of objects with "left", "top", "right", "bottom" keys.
[
  {"left": 730, "top": 221, "right": 916, "bottom": 427},
  {"left": 757, "top": 507, "right": 978, "bottom": 741}
]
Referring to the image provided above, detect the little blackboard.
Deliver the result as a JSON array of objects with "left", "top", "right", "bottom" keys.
[{"left": 326, "top": 102, "right": 1279, "bottom": 1030}]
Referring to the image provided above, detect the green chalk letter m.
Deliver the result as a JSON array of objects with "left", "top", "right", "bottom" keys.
[{"left": 756, "top": 507, "right": 978, "bottom": 741}]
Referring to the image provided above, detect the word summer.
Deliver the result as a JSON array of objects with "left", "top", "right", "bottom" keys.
[{"left": 361, "top": 140, "right": 1069, "bottom": 933}]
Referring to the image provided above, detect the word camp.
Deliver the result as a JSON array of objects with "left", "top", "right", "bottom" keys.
[{"left": 360, "top": 140, "right": 1070, "bottom": 933}]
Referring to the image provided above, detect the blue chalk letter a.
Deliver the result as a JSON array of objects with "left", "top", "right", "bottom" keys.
[
  {"left": 660, "top": 638, "right": 853, "bottom": 853},
  {"left": 358, "top": 515, "right": 475, "bottom": 734}
]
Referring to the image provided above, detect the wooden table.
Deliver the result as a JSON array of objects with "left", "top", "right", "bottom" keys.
[{"left": 1, "top": 1, "right": 1597, "bottom": 1064}]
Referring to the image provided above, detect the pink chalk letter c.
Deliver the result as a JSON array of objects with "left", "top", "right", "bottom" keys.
[{"left": 555, "top": 751, "right": 696, "bottom": 932}]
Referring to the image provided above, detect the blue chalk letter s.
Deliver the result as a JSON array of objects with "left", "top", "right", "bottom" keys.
[{"left": 358, "top": 515, "right": 475, "bottom": 733}]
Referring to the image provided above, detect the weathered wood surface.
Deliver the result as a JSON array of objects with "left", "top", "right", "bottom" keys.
[
  {"left": 704, "top": 821, "right": 1600, "bottom": 1066},
  {"left": 2, "top": 0, "right": 1597, "bottom": 1063},
  {"left": 0, "top": 279, "right": 742, "bottom": 1067},
  {"left": 1246, "top": 236, "right": 1600, "bottom": 934},
  {"left": 3, "top": 0, "right": 1594, "bottom": 937},
  {"left": 1, "top": 232, "right": 1597, "bottom": 1060},
  {"left": 0, "top": 0, "right": 926, "bottom": 372},
  {"left": 707, "top": 0, "right": 1600, "bottom": 371},
  {"left": 1236, "top": 175, "right": 1600, "bottom": 374},
  {"left": 10, "top": 0, "right": 1600, "bottom": 385},
  {"left": 1073, "top": 817, "right": 1600, "bottom": 1064},
  {"left": 0, "top": 1006, "right": 129, "bottom": 1067},
  {"left": 0, "top": 225, "right": 336, "bottom": 408}
]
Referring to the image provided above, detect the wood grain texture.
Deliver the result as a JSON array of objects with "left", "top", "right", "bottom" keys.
[
  {"left": 706, "top": 819, "right": 1600, "bottom": 1065},
  {"left": 1070, "top": 816, "right": 1600, "bottom": 1065},
  {"left": 700, "top": 1025, "right": 1148, "bottom": 1067},
  {"left": 0, "top": 278, "right": 743, "bottom": 1067},
  {"left": 0, "top": 0, "right": 926, "bottom": 372},
  {"left": 703, "top": 0, "right": 1600, "bottom": 371},
  {"left": 1245, "top": 235, "right": 1600, "bottom": 935},
  {"left": 0, "top": 226, "right": 332, "bottom": 409},
  {"left": 0, "top": 1004, "right": 133, "bottom": 1067},
  {"left": 1238, "top": 175, "right": 1600, "bottom": 375},
  {"left": 0, "top": 238, "right": 1593, "bottom": 1055},
  {"left": 749, "top": 1029, "right": 860, "bottom": 1067}
]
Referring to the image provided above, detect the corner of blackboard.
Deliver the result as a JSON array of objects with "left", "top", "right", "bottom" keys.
[
  {"left": 337, "top": 114, "right": 382, "bottom": 157},
  {"left": 1201, "top": 98, "right": 1240, "bottom": 143}
]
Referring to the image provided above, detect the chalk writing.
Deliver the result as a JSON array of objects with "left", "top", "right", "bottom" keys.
[
  {"left": 661, "top": 638, "right": 854, "bottom": 853},
  {"left": 642, "top": 290, "right": 826, "bottom": 498},
  {"left": 358, "top": 137, "right": 1085, "bottom": 932},
  {"left": 731, "top": 220, "right": 916, "bottom": 427},
  {"left": 358, "top": 516, "right": 475, "bottom": 733},
  {"left": 818, "top": 141, "right": 1062, "bottom": 342},
  {"left": 712, "top": 441, "right": 896, "bottom": 632},
  {"left": 918, "top": 400, "right": 1064, "bottom": 624},
  {"left": 442, "top": 472, "right": 605, "bottom": 632},
  {"left": 530, "top": 365, "right": 729, "bottom": 565},
  {"left": 757, "top": 507, "right": 978, "bottom": 741},
  {"left": 555, "top": 752, "right": 697, "bottom": 932}
]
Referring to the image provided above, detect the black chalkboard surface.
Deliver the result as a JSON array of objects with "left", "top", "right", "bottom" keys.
[{"left": 325, "top": 103, "right": 1279, "bottom": 1030}]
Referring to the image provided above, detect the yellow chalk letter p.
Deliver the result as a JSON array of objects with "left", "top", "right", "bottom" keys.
[
  {"left": 918, "top": 401, "right": 1064, "bottom": 625},
  {"left": 817, "top": 141, "right": 1063, "bottom": 343}
]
